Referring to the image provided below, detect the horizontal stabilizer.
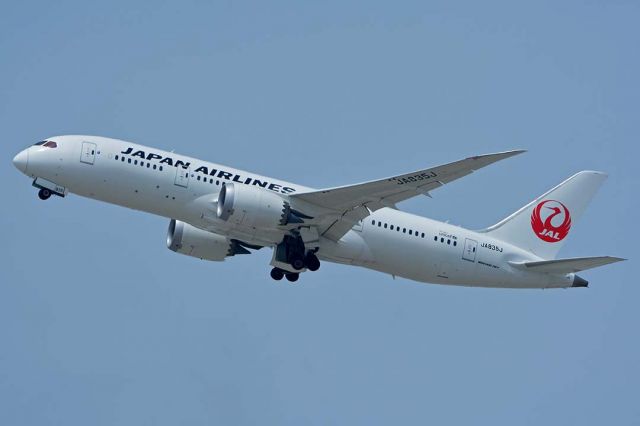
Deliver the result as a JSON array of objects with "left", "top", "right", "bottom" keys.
[{"left": 510, "top": 256, "right": 625, "bottom": 274}]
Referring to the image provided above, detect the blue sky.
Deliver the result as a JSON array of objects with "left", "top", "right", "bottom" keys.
[{"left": 1, "top": 1, "right": 638, "bottom": 424}]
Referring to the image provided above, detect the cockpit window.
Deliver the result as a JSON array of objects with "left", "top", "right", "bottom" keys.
[{"left": 33, "top": 140, "right": 58, "bottom": 148}]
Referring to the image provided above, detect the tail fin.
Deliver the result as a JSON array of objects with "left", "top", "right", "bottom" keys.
[{"left": 481, "top": 171, "right": 607, "bottom": 259}]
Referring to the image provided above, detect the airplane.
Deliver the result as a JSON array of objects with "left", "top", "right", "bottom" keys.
[{"left": 12, "top": 135, "right": 625, "bottom": 288}]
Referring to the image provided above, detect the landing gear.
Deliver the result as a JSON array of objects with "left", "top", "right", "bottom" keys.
[
  {"left": 290, "top": 255, "right": 305, "bottom": 271},
  {"left": 270, "top": 234, "right": 322, "bottom": 282},
  {"left": 304, "top": 253, "right": 320, "bottom": 271},
  {"left": 270, "top": 267, "right": 298, "bottom": 283},
  {"left": 38, "top": 188, "right": 51, "bottom": 200},
  {"left": 270, "top": 268, "right": 284, "bottom": 281}
]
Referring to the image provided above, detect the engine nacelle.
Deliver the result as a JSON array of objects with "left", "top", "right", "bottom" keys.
[
  {"left": 217, "top": 183, "right": 305, "bottom": 229},
  {"left": 167, "top": 219, "right": 246, "bottom": 261}
]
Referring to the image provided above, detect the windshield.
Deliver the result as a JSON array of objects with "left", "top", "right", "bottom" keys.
[{"left": 33, "top": 140, "right": 58, "bottom": 148}]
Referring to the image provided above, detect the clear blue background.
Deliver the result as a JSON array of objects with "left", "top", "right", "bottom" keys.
[{"left": 1, "top": 1, "right": 637, "bottom": 424}]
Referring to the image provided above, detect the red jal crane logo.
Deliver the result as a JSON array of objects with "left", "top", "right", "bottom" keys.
[{"left": 531, "top": 200, "right": 572, "bottom": 242}]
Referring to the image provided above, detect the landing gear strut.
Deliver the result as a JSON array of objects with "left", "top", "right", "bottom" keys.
[{"left": 38, "top": 188, "right": 51, "bottom": 200}]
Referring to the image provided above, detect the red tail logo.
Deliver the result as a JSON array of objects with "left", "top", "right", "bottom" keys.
[{"left": 531, "top": 200, "right": 571, "bottom": 242}]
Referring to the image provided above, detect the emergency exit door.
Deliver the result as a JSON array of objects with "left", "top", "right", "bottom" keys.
[
  {"left": 80, "top": 142, "right": 97, "bottom": 164},
  {"left": 462, "top": 238, "right": 477, "bottom": 262}
]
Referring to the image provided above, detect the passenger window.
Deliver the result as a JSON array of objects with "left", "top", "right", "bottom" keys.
[
  {"left": 372, "top": 220, "right": 375, "bottom": 225},
  {"left": 421, "top": 233, "right": 425, "bottom": 238},
  {"left": 115, "top": 155, "right": 119, "bottom": 160},
  {"left": 447, "top": 239, "right": 451, "bottom": 245},
  {"left": 159, "top": 166, "right": 163, "bottom": 171},
  {"left": 453, "top": 241, "right": 457, "bottom": 246},
  {"left": 128, "top": 158, "right": 131, "bottom": 164},
  {"left": 153, "top": 164, "right": 157, "bottom": 170},
  {"left": 390, "top": 225, "right": 394, "bottom": 230},
  {"left": 384, "top": 223, "right": 388, "bottom": 229},
  {"left": 134, "top": 160, "right": 138, "bottom": 165},
  {"left": 434, "top": 236, "right": 437, "bottom": 241},
  {"left": 197, "top": 176, "right": 201, "bottom": 181},
  {"left": 121, "top": 157, "right": 125, "bottom": 162},
  {"left": 147, "top": 163, "right": 150, "bottom": 168},
  {"left": 378, "top": 221, "right": 381, "bottom": 227},
  {"left": 441, "top": 237, "right": 444, "bottom": 243},
  {"left": 403, "top": 228, "right": 406, "bottom": 233}
]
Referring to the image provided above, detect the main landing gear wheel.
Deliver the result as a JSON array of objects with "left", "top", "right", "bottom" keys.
[
  {"left": 305, "top": 253, "right": 320, "bottom": 271},
  {"left": 38, "top": 188, "right": 51, "bottom": 200},
  {"left": 290, "top": 255, "right": 305, "bottom": 271},
  {"left": 285, "top": 273, "right": 299, "bottom": 283},
  {"left": 270, "top": 268, "right": 284, "bottom": 281}
]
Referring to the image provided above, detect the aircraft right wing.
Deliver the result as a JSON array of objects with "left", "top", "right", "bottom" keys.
[{"left": 291, "top": 150, "right": 525, "bottom": 241}]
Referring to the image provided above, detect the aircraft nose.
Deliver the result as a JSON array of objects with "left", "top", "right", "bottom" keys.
[{"left": 12, "top": 149, "right": 29, "bottom": 174}]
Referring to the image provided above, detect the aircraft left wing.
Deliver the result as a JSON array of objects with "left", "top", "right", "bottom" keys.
[{"left": 291, "top": 150, "right": 525, "bottom": 241}]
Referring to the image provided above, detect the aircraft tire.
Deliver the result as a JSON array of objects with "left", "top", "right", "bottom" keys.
[
  {"left": 270, "top": 268, "right": 284, "bottom": 281},
  {"left": 305, "top": 253, "right": 320, "bottom": 271},
  {"left": 285, "top": 273, "right": 299, "bottom": 283},
  {"left": 38, "top": 188, "right": 51, "bottom": 200},
  {"left": 290, "top": 256, "right": 305, "bottom": 270}
]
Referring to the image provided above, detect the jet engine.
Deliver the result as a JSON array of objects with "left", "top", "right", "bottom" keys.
[
  {"left": 167, "top": 219, "right": 250, "bottom": 261},
  {"left": 216, "top": 183, "right": 308, "bottom": 228}
]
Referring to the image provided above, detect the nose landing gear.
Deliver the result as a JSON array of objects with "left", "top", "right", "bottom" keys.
[
  {"left": 32, "top": 178, "right": 66, "bottom": 200},
  {"left": 38, "top": 188, "right": 52, "bottom": 200}
]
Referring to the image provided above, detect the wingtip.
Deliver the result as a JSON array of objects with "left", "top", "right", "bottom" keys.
[{"left": 471, "top": 150, "right": 527, "bottom": 165}]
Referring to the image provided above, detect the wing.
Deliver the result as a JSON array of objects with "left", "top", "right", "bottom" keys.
[{"left": 291, "top": 150, "right": 525, "bottom": 241}]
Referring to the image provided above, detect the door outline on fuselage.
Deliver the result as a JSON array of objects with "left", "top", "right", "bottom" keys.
[
  {"left": 462, "top": 238, "right": 478, "bottom": 262},
  {"left": 80, "top": 142, "right": 97, "bottom": 165},
  {"left": 437, "top": 262, "right": 450, "bottom": 279},
  {"left": 174, "top": 167, "right": 190, "bottom": 188}
]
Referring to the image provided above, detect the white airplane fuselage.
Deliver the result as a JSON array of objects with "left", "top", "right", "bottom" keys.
[{"left": 12, "top": 135, "right": 580, "bottom": 289}]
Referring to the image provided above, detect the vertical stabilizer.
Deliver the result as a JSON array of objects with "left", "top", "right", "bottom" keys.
[{"left": 481, "top": 171, "right": 607, "bottom": 259}]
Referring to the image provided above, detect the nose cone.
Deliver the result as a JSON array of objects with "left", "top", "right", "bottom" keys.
[{"left": 12, "top": 149, "right": 29, "bottom": 174}]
